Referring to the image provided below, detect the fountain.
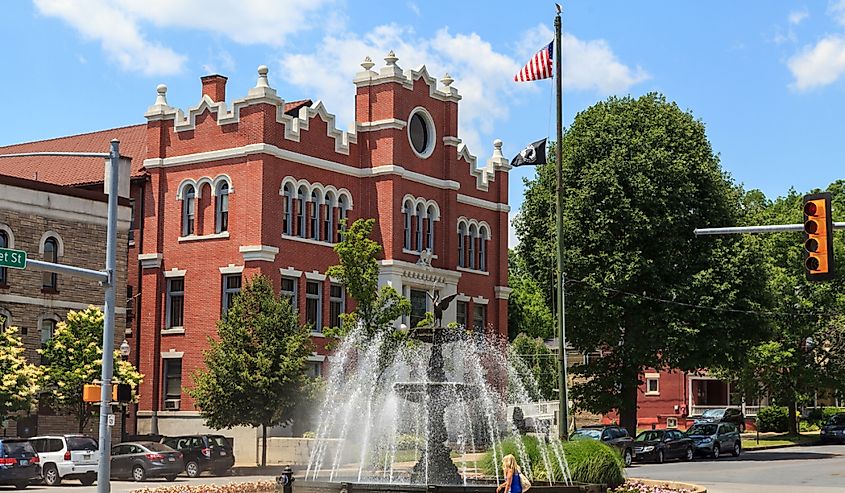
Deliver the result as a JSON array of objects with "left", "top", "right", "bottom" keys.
[{"left": 298, "top": 310, "right": 599, "bottom": 493}]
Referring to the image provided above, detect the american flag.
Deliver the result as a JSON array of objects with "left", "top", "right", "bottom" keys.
[{"left": 514, "top": 41, "right": 554, "bottom": 82}]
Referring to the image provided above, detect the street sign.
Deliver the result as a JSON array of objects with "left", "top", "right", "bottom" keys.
[{"left": 0, "top": 247, "right": 26, "bottom": 269}]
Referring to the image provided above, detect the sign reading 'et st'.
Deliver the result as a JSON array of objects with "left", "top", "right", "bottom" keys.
[{"left": 0, "top": 247, "right": 27, "bottom": 269}]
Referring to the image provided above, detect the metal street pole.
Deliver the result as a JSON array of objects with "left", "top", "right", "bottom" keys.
[
  {"left": 554, "top": 6, "right": 569, "bottom": 441},
  {"left": 96, "top": 139, "right": 120, "bottom": 493}
]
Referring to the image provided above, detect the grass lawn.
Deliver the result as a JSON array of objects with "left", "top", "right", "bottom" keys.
[{"left": 742, "top": 431, "right": 820, "bottom": 449}]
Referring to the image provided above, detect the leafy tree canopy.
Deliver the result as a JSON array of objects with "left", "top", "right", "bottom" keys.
[
  {"left": 0, "top": 325, "right": 41, "bottom": 423},
  {"left": 508, "top": 250, "right": 555, "bottom": 340}
]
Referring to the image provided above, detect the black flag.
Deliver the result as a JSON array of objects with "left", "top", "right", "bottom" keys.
[{"left": 511, "top": 138, "right": 547, "bottom": 167}]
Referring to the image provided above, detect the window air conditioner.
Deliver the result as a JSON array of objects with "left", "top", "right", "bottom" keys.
[{"left": 164, "top": 399, "right": 180, "bottom": 411}]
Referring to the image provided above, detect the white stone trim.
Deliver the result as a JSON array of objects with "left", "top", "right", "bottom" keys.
[
  {"left": 138, "top": 253, "right": 163, "bottom": 269},
  {"left": 402, "top": 249, "right": 438, "bottom": 259},
  {"left": 160, "top": 350, "right": 184, "bottom": 359},
  {"left": 218, "top": 264, "right": 244, "bottom": 274},
  {"left": 0, "top": 224, "right": 15, "bottom": 249},
  {"left": 401, "top": 195, "right": 441, "bottom": 220},
  {"left": 378, "top": 259, "right": 461, "bottom": 285},
  {"left": 282, "top": 234, "right": 335, "bottom": 248},
  {"left": 0, "top": 294, "right": 127, "bottom": 314},
  {"left": 279, "top": 267, "right": 303, "bottom": 278},
  {"left": 442, "top": 136, "right": 461, "bottom": 147},
  {"left": 305, "top": 271, "right": 327, "bottom": 281},
  {"left": 280, "top": 177, "right": 354, "bottom": 209},
  {"left": 455, "top": 293, "right": 471, "bottom": 302},
  {"left": 644, "top": 372, "right": 660, "bottom": 379},
  {"left": 457, "top": 266, "right": 489, "bottom": 276},
  {"left": 178, "top": 231, "right": 230, "bottom": 242},
  {"left": 307, "top": 353, "right": 327, "bottom": 362},
  {"left": 161, "top": 327, "right": 185, "bottom": 335},
  {"left": 494, "top": 286, "right": 513, "bottom": 300},
  {"left": 456, "top": 194, "right": 511, "bottom": 212},
  {"left": 164, "top": 268, "right": 186, "bottom": 278},
  {"left": 457, "top": 217, "right": 492, "bottom": 238},
  {"left": 144, "top": 144, "right": 462, "bottom": 191},
  {"left": 407, "top": 106, "right": 436, "bottom": 159},
  {"left": 239, "top": 245, "right": 279, "bottom": 262},
  {"left": 472, "top": 296, "right": 489, "bottom": 305},
  {"left": 39, "top": 231, "right": 65, "bottom": 257},
  {"left": 0, "top": 183, "right": 131, "bottom": 228},
  {"left": 357, "top": 118, "right": 407, "bottom": 132},
  {"left": 353, "top": 62, "right": 461, "bottom": 103}
]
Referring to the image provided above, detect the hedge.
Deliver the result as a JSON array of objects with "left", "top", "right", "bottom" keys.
[{"left": 756, "top": 406, "right": 789, "bottom": 432}]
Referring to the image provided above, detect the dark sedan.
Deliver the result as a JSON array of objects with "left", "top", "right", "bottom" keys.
[
  {"left": 110, "top": 442, "right": 183, "bottom": 482},
  {"left": 820, "top": 413, "right": 845, "bottom": 443},
  {"left": 0, "top": 439, "right": 40, "bottom": 490},
  {"left": 633, "top": 429, "right": 694, "bottom": 463}
]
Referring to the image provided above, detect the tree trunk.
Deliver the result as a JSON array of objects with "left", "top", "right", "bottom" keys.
[
  {"left": 619, "top": 366, "right": 639, "bottom": 437},
  {"left": 787, "top": 399, "right": 798, "bottom": 436},
  {"left": 261, "top": 423, "right": 268, "bottom": 468}
]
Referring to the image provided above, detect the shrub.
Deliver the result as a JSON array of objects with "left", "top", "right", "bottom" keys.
[
  {"left": 807, "top": 407, "right": 845, "bottom": 427},
  {"left": 756, "top": 406, "right": 789, "bottom": 432},
  {"left": 302, "top": 431, "right": 316, "bottom": 438},
  {"left": 479, "top": 436, "right": 624, "bottom": 488}
]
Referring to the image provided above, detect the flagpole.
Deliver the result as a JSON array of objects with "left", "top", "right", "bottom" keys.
[{"left": 554, "top": 4, "right": 569, "bottom": 441}]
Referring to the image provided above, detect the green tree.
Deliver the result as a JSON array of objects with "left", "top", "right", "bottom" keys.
[
  {"left": 515, "top": 93, "right": 769, "bottom": 435},
  {"left": 510, "top": 333, "right": 555, "bottom": 400},
  {"left": 0, "top": 325, "right": 41, "bottom": 426},
  {"left": 508, "top": 250, "right": 555, "bottom": 340},
  {"left": 39, "top": 307, "right": 143, "bottom": 432},
  {"left": 188, "top": 274, "right": 316, "bottom": 467}
]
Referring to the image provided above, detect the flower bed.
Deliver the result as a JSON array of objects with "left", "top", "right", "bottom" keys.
[
  {"left": 611, "top": 479, "right": 702, "bottom": 493},
  {"left": 131, "top": 481, "right": 276, "bottom": 493}
]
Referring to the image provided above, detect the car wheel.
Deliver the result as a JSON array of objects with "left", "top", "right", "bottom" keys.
[
  {"left": 733, "top": 442, "right": 742, "bottom": 457},
  {"left": 132, "top": 465, "right": 147, "bottom": 482},
  {"left": 185, "top": 460, "right": 200, "bottom": 478},
  {"left": 79, "top": 473, "right": 96, "bottom": 486},
  {"left": 43, "top": 464, "right": 61, "bottom": 486},
  {"left": 712, "top": 443, "right": 721, "bottom": 459},
  {"left": 164, "top": 474, "right": 177, "bottom": 482},
  {"left": 13, "top": 480, "right": 28, "bottom": 490},
  {"left": 623, "top": 448, "right": 633, "bottom": 467},
  {"left": 685, "top": 447, "right": 694, "bottom": 462},
  {"left": 656, "top": 450, "right": 664, "bottom": 464}
]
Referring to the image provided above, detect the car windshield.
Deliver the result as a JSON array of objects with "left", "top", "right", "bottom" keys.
[
  {"left": 701, "top": 409, "right": 725, "bottom": 418},
  {"left": 827, "top": 415, "right": 845, "bottom": 425},
  {"left": 635, "top": 431, "right": 663, "bottom": 442},
  {"left": 208, "top": 436, "right": 228, "bottom": 448},
  {"left": 67, "top": 437, "right": 98, "bottom": 451},
  {"left": 2, "top": 441, "right": 35, "bottom": 455},
  {"left": 144, "top": 442, "right": 172, "bottom": 452},
  {"left": 688, "top": 424, "right": 718, "bottom": 435},
  {"left": 571, "top": 429, "right": 602, "bottom": 440}
]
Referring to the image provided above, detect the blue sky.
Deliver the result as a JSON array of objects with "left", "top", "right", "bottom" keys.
[{"left": 4, "top": 1, "right": 845, "bottom": 246}]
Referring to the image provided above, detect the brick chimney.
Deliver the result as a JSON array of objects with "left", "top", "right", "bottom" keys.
[{"left": 200, "top": 74, "right": 228, "bottom": 102}]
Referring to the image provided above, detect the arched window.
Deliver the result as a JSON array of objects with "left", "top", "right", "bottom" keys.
[
  {"left": 415, "top": 204, "right": 425, "bottom": 252},
  {"left": 215, "top": 181, "right": 229, "bottom": 234},
  {"left": 0, "top": 308, "right": 10, "bottom": 330},
  {"left": 183, "top": 185, "right": 196, "bottom": 236},
  {"left": 297, "top": 186, "right": 308, "bottom": 238},
  {"left": 282, "top": 183, "right": 295, "bottom": 235},
  {"left": 468, "top": 224, "right": 477, "bottom": 270},
  {"left": 323, "top": 192, "right": 334, "bottom": 243},
  {"left": 458, "top": 223, "right": 467, "bottom": 268},
  {"left": 479, "top": 225, "right": 488, "bottom": 271},
  {"left": 0, "top": 230, "right": 8, "bottom": 286},
  {"left": 338, "top": 195, "right": 349, "bottom": 237},
  {"left": 43, "top": 237, "right": 59, "bottom": 290},
  {"left": 403, "top": 200, "right": 413, "bottom": 250},
  {"left": 426, "top": 205, "right": 437, "bottom": 253},
  {"left": 310, "top": 191, "right": 321, "bottom": 241}
]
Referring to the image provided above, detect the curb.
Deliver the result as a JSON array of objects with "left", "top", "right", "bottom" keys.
[
  {"left": 231, "top": 466, "right": 286, "bottom": 476},
  {"left": 744, "top": 441, "right": 819, "bottom": 452},
  {"left": 628, "top": 478, "right": 706, "bottom": 493}
]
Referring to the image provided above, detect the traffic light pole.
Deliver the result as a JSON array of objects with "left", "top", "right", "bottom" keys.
[{"left": 695, "top": 222, "right": 845, "bottom": 235}]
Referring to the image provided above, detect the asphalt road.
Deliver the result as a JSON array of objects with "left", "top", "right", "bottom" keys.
[
  {"left": 0, "top": 474, "right": 272, "bottom": 493},
  {"left": 632, "top": 443, "right": 845, "bottom": 493}
]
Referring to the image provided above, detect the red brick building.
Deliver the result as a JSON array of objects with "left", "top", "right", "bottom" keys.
[{"left": 1, "top": 53, "right": 512, "bottom": 456}]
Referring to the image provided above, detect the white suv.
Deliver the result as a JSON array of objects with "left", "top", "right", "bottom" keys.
[{"left": 30, "top": 435, "right": 99, "bottom": 486}]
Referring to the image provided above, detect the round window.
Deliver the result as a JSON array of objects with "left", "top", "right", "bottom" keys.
[{"left": 408, "top": 110, "right": 433, "bottom": 157}]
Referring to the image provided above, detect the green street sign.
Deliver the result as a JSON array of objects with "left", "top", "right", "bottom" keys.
[{"left": 0, "top": 247, "right": 27, "bottom": 269}]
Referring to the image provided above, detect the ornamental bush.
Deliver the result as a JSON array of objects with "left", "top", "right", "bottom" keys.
[{"left": 756, "top": 405, "right": 789, "bottom": 432}]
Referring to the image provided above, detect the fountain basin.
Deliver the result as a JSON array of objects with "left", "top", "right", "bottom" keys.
[{"left": 294, "top": 480, "right": 605, "bottom": 493}]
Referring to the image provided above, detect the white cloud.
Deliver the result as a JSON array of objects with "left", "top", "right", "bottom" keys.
[
  {"left": 281, "top": 23, "right": 647, "bottom": 157},
  {"left": 407, "top": 1, "right": 420, "bottom": 16},
  {"left": 830, "top": 0, "right": 845, "bottom": 26},
  {"left": 788, "top": 8, "right": 809, "bottom": 25},
  {"left": 788, "top": 35, "right": 845, "bottom": 90}
]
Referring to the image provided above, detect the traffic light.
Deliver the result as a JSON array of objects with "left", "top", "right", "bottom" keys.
[{"left": 803, "top": 192, "right": 834, "bottom": 281}]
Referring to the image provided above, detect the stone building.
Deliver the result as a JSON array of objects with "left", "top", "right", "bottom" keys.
[{"left": 0, "top": 173, "right": 130, "bottom": 437}]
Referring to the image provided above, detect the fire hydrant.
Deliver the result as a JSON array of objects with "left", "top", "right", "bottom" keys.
[{"left": 276, "top": 466, "right": 294, "bottom": 493}]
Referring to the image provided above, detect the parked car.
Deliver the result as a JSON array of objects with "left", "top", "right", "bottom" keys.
[
  {"left": 633, "top": 429, "right": 694, "bottom": 463},
  {"left": 694, "top": 408, "right": 746, "bottom": 432},
  {"left": 685, "top": 422, "right": 742, "bottom": 458},
  {"left": 161, "top": 435, "right": 234, "bottom": 477},
  {"left": 30, "top": 435, "right": 98, "bottom": 486},
  {"left": 0, "top": 438, "right": 41, "bottom": 490},
  {"left": 571, "top": 425, "right": 635, "bottom": 467},
  {"left": 110, "top": 442, "right": 183, "bottom": 482},
  {"left": 820, "top": 413, "right": 845, "bottom": 443}
]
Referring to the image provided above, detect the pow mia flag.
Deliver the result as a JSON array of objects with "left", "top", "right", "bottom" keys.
[{"left": 511, "top": 138, "right": 547, "bottom": 167}]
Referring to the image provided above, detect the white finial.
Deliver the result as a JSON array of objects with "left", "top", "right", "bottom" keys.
[
  {"left": 441, "top": 73, "right": 454, "bottom": 87},
  {"left": 384, "top": 50, "right": 398, "bottom": 66},
  {"left": 361, "top": 56, "right": 375, "bottom": 71},
  {"left": 256, "top": 65, "right": 270, "bottom": 88},
  {"left": 493, "top": 139, "right": 503, "bottom": 150},
  {"left": 154, "top": 84, "right": 168, "bottom": 105}
]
